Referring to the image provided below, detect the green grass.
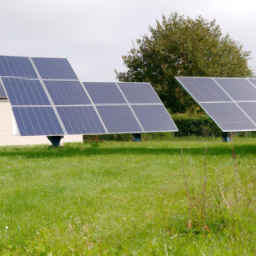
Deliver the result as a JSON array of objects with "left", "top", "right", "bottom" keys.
[{"left": 0, "top": 137, "right": 256, "bottom": 255}]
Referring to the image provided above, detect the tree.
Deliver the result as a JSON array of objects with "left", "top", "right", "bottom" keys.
[{"left": 115, "top": 13, "right": 252, "bottom": 113}]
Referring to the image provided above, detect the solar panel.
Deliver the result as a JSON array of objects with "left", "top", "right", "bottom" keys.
[
  {"left": 13, "top": 107, "right": 64, "bottom": 136},
  {"left": 215, "top": 78, "right": 256, "bottom": 101},
  {"left": 0, "top": 55, "right": 178, "bottom": 137},
  {"left": 131, "top": 105, "right": 177, "bottom": 132},
  {"left": 175, "top": 77, "right": 256, "bottom": 131},
  {"left": 44, "top": 80, "right": 91, "bottom": 105},
  {"left": 176, "top": 77, "right": 232, "bottom": 102},
  {"left": 2, "top": 78, "right": 50, "bottom": 105},
  {"left": 200, "top": 103, "right": 256, "bottom": 131},
  {"left": 96, "top": 105, "right": 143, "bottom": 133},
  {"left": 238, "top": 102, "right": 256, "bottom": 123},
  {"left": 32, "top": 58, "right": 78, "bottom": 80},
  {"left": 0, "top": 56, "right": 37, "bottom": 78},
  {"left": 56, "top": 106, "right": 106, "bottom": 134},
  {"left": 118, "top": 82, "right": 162, "bottom": 103},
  {"left": 83, "top": 82, "right": 126, "bottom": 104}
]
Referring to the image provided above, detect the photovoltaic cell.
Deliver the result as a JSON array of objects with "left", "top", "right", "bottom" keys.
[
  {"left": 83, "top": 82, "right": 126, "bottom": 104},
  {"left": 13, "top": 107, "right": 64, "bottom": 136},
  {"left": 132, "top": 105, "right": 178, "bottom": 132},
  {"left": 0, "top": 56, "right": 37, "bottom": 78},
  {"left": 238, "top": 102, "right": 256, "bottom": 123},
  {"left": 0, "top": 81, "right": 6, "bottom": 98},
  {"left": 215, "top": 78, "right": 256, "bottom": 101},
  {"left": 97, "top": 106, "right": 142, "bottom": 133},
  {"left": 176, "top": 77, "right": 232, "bottom": 102},
  {"left": 118, "top": 82, "right": 161, "bottom": 103},
  {"left": 32, "top": 58, "right": 78, "bottom": 80},
  {"left": 247, "top": 79, "right": 256, "bottom": 88},
  {"left": 200, "top": 103, "right": 256, "bottom": 131},
  {"left": 2, "top": 78, "right": 50, "bottom": 105},
  {"left": 57, "top": 106, "right": 106, "bottom": 134},
  {"left": 44, "top": 80, "right": 91, "bottom": 105}
]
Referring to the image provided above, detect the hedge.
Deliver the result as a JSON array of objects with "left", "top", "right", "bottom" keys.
[{"left": 172, "top": 113, "right": 222, "bottom": 137}]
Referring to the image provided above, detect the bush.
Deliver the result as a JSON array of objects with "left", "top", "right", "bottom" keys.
[{"left": 172, "top": 113, "right": 222, "bottom": 137}]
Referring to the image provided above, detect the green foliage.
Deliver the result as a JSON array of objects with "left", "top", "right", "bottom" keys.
[
  {"left": 172, "top": 113, "right": 222, "bottom": 137},
  {"left": 84, "top": 133, "right": 133, "bottom": 142},
  {"left": 116, "top": 13, "right": 252, "bottom": 112}
]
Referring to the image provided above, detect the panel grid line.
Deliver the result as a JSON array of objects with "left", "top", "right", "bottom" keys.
[
  {"left": 29, "top": 57, "right": 66, "bottom": 135},
  {"left": 115, "top": 82, "right": 145, "bottom": 132},
  {"left": 80, "top": 82, "right": 109, "bottom": 134},
  {"left": 212, "top": 78, "right": 256, "bottom": 127}
]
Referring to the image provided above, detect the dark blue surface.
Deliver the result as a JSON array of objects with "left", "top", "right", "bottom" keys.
[
  {"left": 83, "top": 82, "right": 126, "bottom": 104},
  {"left": 57, "top": 106, "right": 106, "bottom": 134},
  {"left": 238, "top": 102, "right": 256, "bottom": 123},
  {"left": 2, "top": 78, "right": 50, "bottom": 105},
  {"left": 32, "top": 58, "right": 78, "bottom": 80},
  {"left": 13, "top": 107, "right": 64, "bottom": 136},
  {"left": 0, "top": 81, "right": 6, "bottom": 98},
  {"left": 0, "top": 56, "right": 37, "bottom": 78},
  {"left": 118, "top": 82, "right": 161, "bottom": 103},
  {"left": 44, "top": 80, "right": 91, "bottom": 105},
  {"left": 97, "top": 105, "right": 142, "bottom": 133},
  {"left": 176, "top": 77, "right": 232, "bottom": 102},
  {"left": 200, "top": 103, "right": 256, "bottom": 131},
  {"left": 215, "top": 78, "right": 256, "bottom": 101},
  {"left": 132, "top": 105, "right": 178, "bottom": 132}
]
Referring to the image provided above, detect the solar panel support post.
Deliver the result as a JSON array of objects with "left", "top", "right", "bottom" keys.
[
  {"left": 47, "top": 136, "right": 64, "bottom": 147},
  {"left": 132, "top": 133, "right": 141, "bottom": 142},
  {"left": 222, "top": 132, "right": 233, "bottom": 142}
]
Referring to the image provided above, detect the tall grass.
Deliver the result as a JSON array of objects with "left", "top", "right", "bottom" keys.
[{"left": 0, "top": 137, "right": 256, "bottom": 255}]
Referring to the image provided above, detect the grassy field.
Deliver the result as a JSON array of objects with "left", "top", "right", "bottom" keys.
[{"left": 0, "top": 136, "right": 256, "bottom": 255}]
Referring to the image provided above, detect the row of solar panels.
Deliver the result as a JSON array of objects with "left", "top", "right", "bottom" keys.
[
  {"left": 1, "top": 55, "right": 256, "bottom": 136},
  {"left": 0, "top": 56, "right": 177, "bottom": 136}
]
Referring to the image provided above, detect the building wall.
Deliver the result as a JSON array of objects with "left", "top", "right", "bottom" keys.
[{"left": 0, "top": 100, "right": 83, "bottom": 146}]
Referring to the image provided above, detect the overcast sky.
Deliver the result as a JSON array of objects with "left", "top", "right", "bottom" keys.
[{"left": 0, "top": 0, "right": 255, "bottom": 81}]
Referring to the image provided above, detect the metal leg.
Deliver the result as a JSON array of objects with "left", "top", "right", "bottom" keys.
[
  {"left": 222, "top": 132, "right": 232, "bottom": 142},
  {"left": 47, "top": 136, "right": 64, "bottom": 147},
  {"left": 132, "top": 134, "right": 141, "bottom": 142}
]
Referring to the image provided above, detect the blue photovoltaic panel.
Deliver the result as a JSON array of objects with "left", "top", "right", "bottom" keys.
[
  {"left": 57, "top": 106, "right": 106, "bottom": 134},
  {"left": 248, "top": 79, "right": 256, "bottom": 87},
  {"left": 132, "top": 105, "right": 178, "bottom": 132},
  {"left": 0, "top": 56, "right": 37, "bottom": 78},
  {"left": 13, "top": 107, "right": 64, "bottom": 136},
  {"left": 44, "top": 80, "right": 91, "bottom": 105},
  {"left": 118, "top": 82, "right": 161, "bottom": 103},
  {"left": 2, "top": 78, "right": 50, "bottom": 105},
  {"left": 176, "top": 77, "right": 232, "bottom": 102},
  {"left": 32, "top": 58, "right": 78, "bottom": 80},
  {"left": 83, "top": 82, "right": 126, "bottom": 104},
  {"left": 238, "top": 102, "right": 256, "bottom": 123},
  {"left": 200, "top": 103, "right": 256, "bottom": 131},
  {"left": 0, "top": 81, "right": 6, "bottom": 98},
  {"left": 215, "top": 78, "right": 256, "bottom": 101},
  {"left": 97, "top": 105, "right": 142, "bottom": 133}
]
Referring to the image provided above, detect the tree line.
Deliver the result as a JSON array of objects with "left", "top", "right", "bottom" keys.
[{"left": 115, "top": 13, "right": 252, "bottom": 113}]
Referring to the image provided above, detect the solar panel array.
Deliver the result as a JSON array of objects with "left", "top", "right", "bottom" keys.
[
  {"left": 175, "top": 77, "right": 256, "bottom": 131},
  {"left": 0, "top": 55, "right": 177, "bottom": 136}
]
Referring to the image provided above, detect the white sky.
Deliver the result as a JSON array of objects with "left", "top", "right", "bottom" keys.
[{"left": 0, "top": 0, "right": 255, "bottom": 81}]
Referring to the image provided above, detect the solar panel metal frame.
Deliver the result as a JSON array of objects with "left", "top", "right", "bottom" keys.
[{"left": 175, "top": 76, "right": 256, "bottom": 132}]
